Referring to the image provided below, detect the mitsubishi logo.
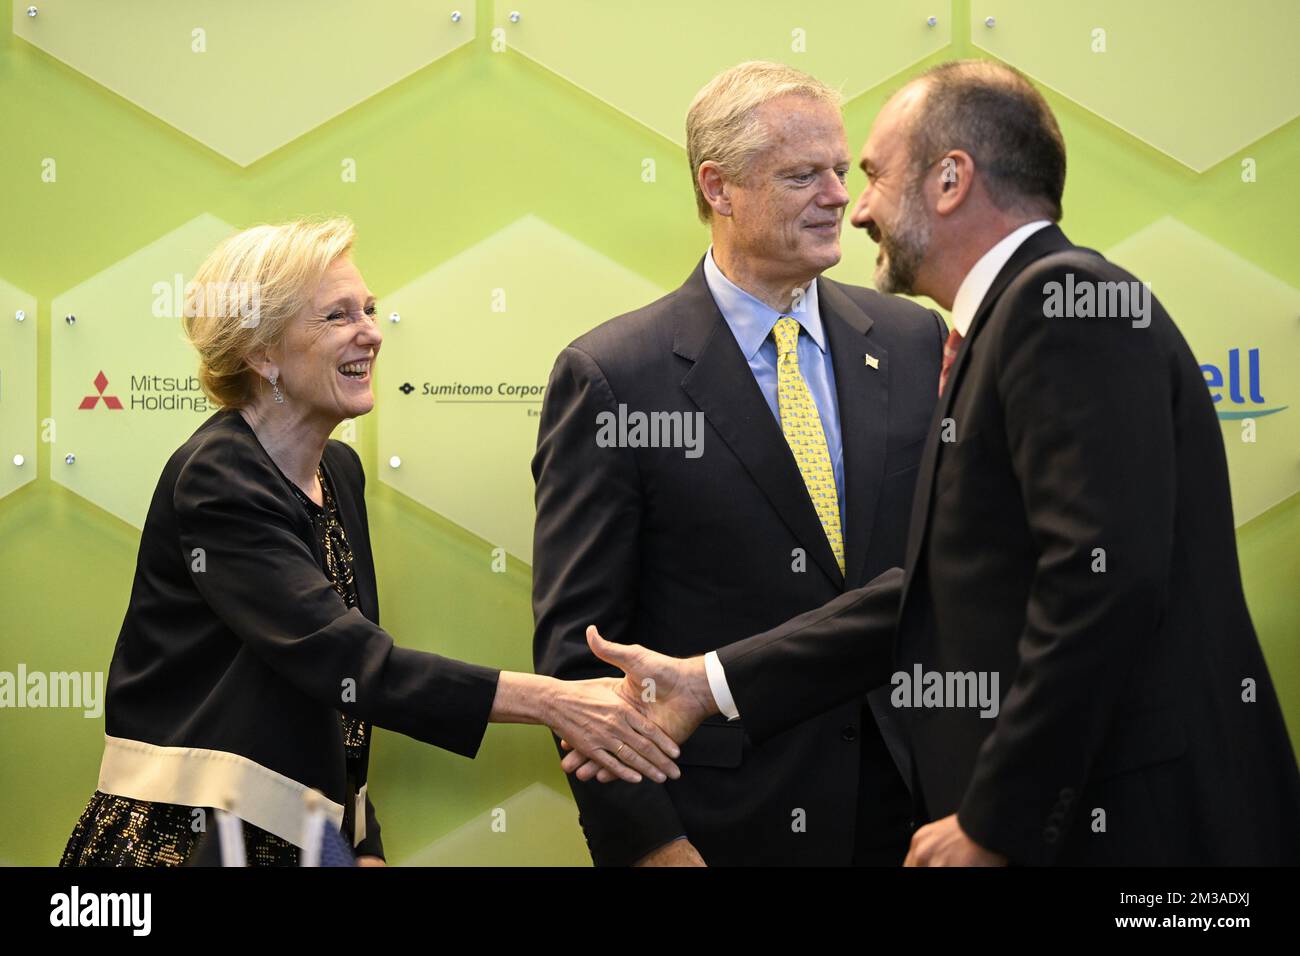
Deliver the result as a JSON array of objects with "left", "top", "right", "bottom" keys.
[{"left": 79, "top": 371, "right": 123, "bottom": 410}]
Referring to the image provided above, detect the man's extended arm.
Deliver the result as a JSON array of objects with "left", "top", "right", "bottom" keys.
[
  {"left": 713, "top": 567, "right": 904, "bottom": 741},
  {"left": 564, "top": 567, "right": 905, "bottom": 785}
]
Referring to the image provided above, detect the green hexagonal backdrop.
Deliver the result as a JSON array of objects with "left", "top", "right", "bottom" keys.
[
  {"left": 1, "top": 0, "right": 1296, "bottom": 866},
  {"left": 0, "top": 277, "right": 38, "bottom": 502},
  {"left": 378, "top": 214, "right": 665, "bottom": 562}
]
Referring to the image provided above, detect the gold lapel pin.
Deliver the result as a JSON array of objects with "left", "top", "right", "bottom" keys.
[{"left": 864, "top": 353, "right": 879, "bottom": 369}]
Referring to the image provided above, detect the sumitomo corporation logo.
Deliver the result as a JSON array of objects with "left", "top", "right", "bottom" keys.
[
  {"left": 400, "top": 380, "right": 547, "bottom": 416},
  {"left": 77, "top": 371, "right": 123, "bottom": 410}
]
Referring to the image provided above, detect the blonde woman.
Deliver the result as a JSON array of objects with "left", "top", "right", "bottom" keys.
[{"left": 61, "top": 219, "right": 679, "bottom": 867}]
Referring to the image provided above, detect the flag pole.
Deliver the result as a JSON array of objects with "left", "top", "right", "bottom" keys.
[
  {"left": 300, "top": 789, "right": 326, "bottom": 868},
  {"left": 214, "top": 800, "right": 246, "bottom": 868}
]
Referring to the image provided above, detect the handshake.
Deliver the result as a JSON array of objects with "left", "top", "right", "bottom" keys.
[
  {"left": 539, "top": 626, "right": 714, "bottom": 786},
  {"left": 535, "top": 626, "right": 1008, "bottom": 867}
]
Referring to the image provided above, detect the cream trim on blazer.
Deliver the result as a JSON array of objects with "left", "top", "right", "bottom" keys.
[{"left": 97, "top": 734, "right": 344, "bottom": 849}]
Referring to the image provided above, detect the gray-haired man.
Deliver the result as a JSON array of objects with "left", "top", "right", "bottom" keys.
[{"left": 533, "top": 61, "right": 946, "bottom": 866}]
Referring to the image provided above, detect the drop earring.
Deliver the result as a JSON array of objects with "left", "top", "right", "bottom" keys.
[{"left": 270, "top": 373, "right": 284, "bottom": 404}]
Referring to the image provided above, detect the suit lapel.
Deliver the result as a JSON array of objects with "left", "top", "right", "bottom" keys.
[
  {"left": 673, "top": 261, "right": 845, "bottom": 588},
  {"left": 820, "top": 278, "right": 886, "bottom": 589},
  {"left": 901, "top": 224, "right": 1074, "bottom": 597}
]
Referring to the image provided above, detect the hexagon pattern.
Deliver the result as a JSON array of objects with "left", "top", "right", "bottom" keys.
[
  {"left": 973, "top": 0, "right": 1300, "bottom": 171},
  {"left": 0, "top": 278, "right": 38, "bottom": 501},
  {"left": 14, "top": 1, "right": 476, "bottom": 166},
  {"left": 501, "top": 0, "right": 951, "bottom": 144},
  {"left": 6, "top": 4, "right": 1300, "bottom": 868},
  {"left": 1105, "top": 217, "right": 1299, "bottom": 525},
  {"left": 50, "top": 214, "right": 238, "bottom": 526},
  {"left": 378, "top": 215, "right": 665, "bottom": 562}
]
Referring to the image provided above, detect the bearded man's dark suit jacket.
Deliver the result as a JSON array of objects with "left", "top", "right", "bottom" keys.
[
  {"left": 532, "top": 259, "right": 946, "bottom": 865},
  {"left": 717, "top": 224, "right": 1300, "bottom": 865}
]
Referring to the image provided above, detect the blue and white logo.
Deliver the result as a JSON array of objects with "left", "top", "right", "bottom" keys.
[{"left": 1200, "top": 348, "right": 1287, "bottom": 420}]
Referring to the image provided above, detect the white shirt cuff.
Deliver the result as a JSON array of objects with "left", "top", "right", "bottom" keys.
[{"left": 704, "top": 651, "right": 740, "bottom": 721}]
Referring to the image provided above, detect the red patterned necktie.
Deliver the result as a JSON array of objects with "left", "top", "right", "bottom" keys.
[{"left": 938, "top": 327, "right": 963, "bottom": 396}]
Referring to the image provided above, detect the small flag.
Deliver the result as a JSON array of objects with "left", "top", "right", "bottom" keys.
[
  {"left": 301, "top": 789, "right": 356, "bottom": 867},
  {"left": 313, "top": 818, "right": 357, "bottom": 868},
  {"left": 864, "top": 353, "right": 879, "bottom": 369}
]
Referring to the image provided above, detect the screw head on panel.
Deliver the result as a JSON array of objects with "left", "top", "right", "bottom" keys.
[
  {"left": 65, "top": 453, "right": 76, "bottom": 465},
  {"left": 14, "top": 310, "right": 25, "bottom": 322},
  {"left": 927, "top": 16, "right": 938, "bottom": 27},
  {"left": 509, "top": 11, "right": 521, "bottom": 23},
  {"left": 65, "top": 314, "right": 76, "bottom": 325},
  {"left": 27, "top": 6, "right": 37, "bottom": 18},
  {"left": 985, "top": 16, "right": 996, "bottom": 27},
  {"left": 13, "top": 454, "right": 25, "bottom": 467},
  {"left": 389, "top": 312, "right": 400, "bottom": 323},
  {"left": 389, "top": 456, "right": 402, "bottom": 469},
  {"left": 451, "top": 11, "right": 461, "bottom": 23}
]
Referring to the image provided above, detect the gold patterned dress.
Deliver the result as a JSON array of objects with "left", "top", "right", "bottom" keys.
[{"left": 60, "top": 465, "right": 371, "bottom": 866}]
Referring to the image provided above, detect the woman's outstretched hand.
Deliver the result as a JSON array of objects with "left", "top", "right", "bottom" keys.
[
  {"left": 544, "top": 673, "right": 686, "bottom": 784},
  {"left": 558, "top": 625, "right": 718, "bottom": 784},
  {"left": 492, "top": 661, "right": 682, "bottom": 784}
]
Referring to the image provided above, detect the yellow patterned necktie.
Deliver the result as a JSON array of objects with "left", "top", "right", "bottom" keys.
[{"left": 771, "top": 316, "right": 845, "bottom": 575}]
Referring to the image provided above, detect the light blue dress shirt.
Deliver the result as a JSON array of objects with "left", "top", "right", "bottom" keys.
[{"left": 702, "top": 248, "right": 845, "bottom": 528}]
